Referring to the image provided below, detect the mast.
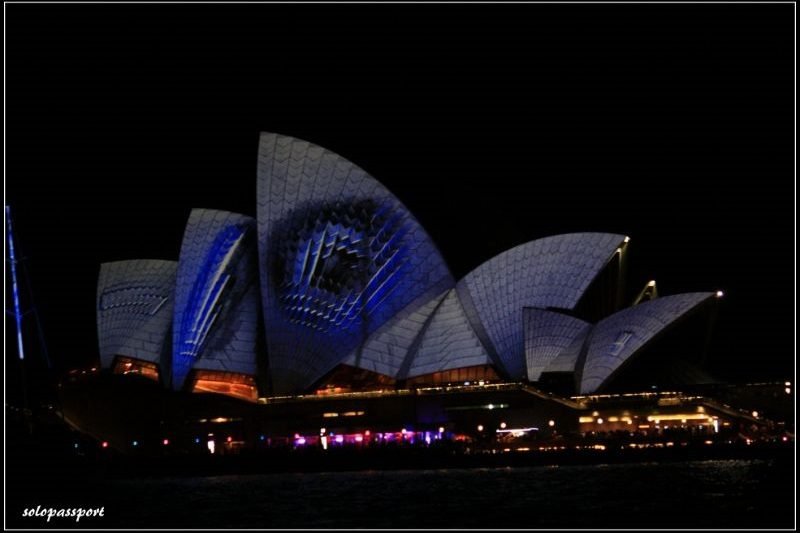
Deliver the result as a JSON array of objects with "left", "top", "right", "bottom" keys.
[{"left": 6, "top": 205, "right": 25, "bottom": 361}]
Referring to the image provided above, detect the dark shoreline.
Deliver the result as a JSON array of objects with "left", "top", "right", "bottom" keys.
[
  {"left": 13, "top": 435, "right": 794, "bottom": 482},
  {"left": 106, "top": 443, "right": 800, "bottom": 479},
  {"left": 7, "top": 412, "right": 794, "bottom": 529}
]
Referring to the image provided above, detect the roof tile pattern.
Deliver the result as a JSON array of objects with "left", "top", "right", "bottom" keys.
[
  {"left": 172, "top": 209, "right": 260, "bottom": 390},
  {"left": 523, "top": 308, "right": 590, "bottom": 381},
  {"left": 257, "top": 133, "right": 454, "bottom": 394},
  {"left": 96, "top": 259, "right": 176, "bottom": 372},
  {"left": 542, "top": 324, "right": 593, "bottom": 375},
  {"left": 341, "top": 289, "right": 447, "bottom": 377},
  {"left": 579, "top": 292, "right": 714, "bottom": 394},
  {"left": 457, "top": 233, "right": 625, "bottom": 379},
  {"left": 405, "top": 289, "right": 492, "bottom": 378}
]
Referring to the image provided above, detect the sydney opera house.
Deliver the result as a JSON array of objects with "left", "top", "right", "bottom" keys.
[{"left": 84, "top": 132, "right": 737, "bottom": 452}]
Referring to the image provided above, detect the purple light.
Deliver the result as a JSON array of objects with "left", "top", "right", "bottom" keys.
[
  {"left": 335, "top": 435, "right": 344, "bottom": 443},
  {"left": 296, "top": 437, "right": 306, "bottom": 445}
]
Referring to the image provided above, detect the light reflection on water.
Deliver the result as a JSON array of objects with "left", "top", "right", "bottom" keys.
[{"left": 92, "top": 459, "right": 792, "bottom": 529}]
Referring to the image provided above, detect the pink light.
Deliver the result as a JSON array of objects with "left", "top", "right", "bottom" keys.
[
  {"left": 355, "top": 435, "right": 364, "bottom": 442},
  {"left": 227, "top": 436, "right": 233, "bottom": 443},
  {"left": 162, "top": 438, "right": 169, "bottom": 446},
  {"left": 101, "top": 441, "right": 109, "bottom": 448},
  {"left": 364, "top": 430, "right": 371, "bottom": 436},
  {"left": 335, "top": 435, "right": 344, "bottom": 443},
  {"left": 296, "top": 437, "right": 306, "bottom": 445}
]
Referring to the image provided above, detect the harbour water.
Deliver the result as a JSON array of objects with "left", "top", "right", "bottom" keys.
[{"left": 8, "top": 458, "right": 794, "bottom": 529}]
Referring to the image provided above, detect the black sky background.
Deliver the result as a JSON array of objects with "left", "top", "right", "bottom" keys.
[{"left": 5, "top": 3, "right": 795, "bottom": 384}]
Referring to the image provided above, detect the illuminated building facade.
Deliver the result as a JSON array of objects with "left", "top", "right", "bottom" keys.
[
  {"left": 96, "top": 132, "right": 722, "bottom": 402},
  {"left": 256, "top": 132, "right": 454, "bottom": 394},
  {"left": 96, "top": 259, "right": 177, "bottom": 384},
  {"left": 172, "top": 209, "right": 261, "bottom": 401}
]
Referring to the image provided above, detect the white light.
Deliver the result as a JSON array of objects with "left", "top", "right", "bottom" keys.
[
  {"left": 785, "top": 382, "right": 791, "bottom": 387},
  {"left": 488, "top": 404, "right": 495, "bottom": 410},
  {"left": 785, "top": 387, "right": 792, "bottom": 395},
  {"left": 751, "top": 411, "right": 758, "bottom": 418},
  {"left": 496, "top": 427, "right": 538, "bottom": 434},
  {"left": 401, "top": 428, "right": 407, "bottom": 434},
  {"left": 623, "top": 236, "right": 630, "bottom": 243},
  {"left": 207, "top": 440, "right": 215, "bottom": 454},
  {"left": 500, "top": 422, "right": 507, "bottom": 429},
  {"left": 716, "top": 290, "right": 724, "bottom": 298},
  {"left": 548, "top": 420, "right": 555, "bottom": 427},
  {"left": 597, "top": 418, "right": 604, "bottom": 424},
  {"left": 320, "top": 427, "right": 326, "bottom": 434},
  {"left": 438, "top": 426, "right": 445, "bottom": 434},
  {"left": 647, "top": 280, "right": 656, "bottom": 287},
  {"left": 477, "top": 425, "right": 484, "bottom": 432}
]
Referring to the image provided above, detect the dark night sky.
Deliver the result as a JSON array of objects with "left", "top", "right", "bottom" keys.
[{"left": 5, "top": 3, "right": 794, "bottom": 383}]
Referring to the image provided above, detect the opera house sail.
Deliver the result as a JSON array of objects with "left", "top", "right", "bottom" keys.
[{"left": 95, "top": 132, "right": 722, "bottom": 402}]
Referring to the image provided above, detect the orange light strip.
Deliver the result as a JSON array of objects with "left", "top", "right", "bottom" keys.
[{"left": 647, "top": 414, "right": 712, "bottom": 422}]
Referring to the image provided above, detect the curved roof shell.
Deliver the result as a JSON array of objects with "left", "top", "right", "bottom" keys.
[
  {"left": 96, "top": 259, "right": 177, "bottom": 372},
  {"left": 257, "top": 132, "right": 454, "bottom": 394},
  {"left": 456, "top": 233, "right": 626, "bottom": 379},
  {"left": 579, "top": 292, "right": 715, "bottom": 394},
  {"left": 404, "top": 289, "right": 493, "bottom": 379},
  {"left": 523, "top": 308, "right": 590, "bottom": 381},
  {"left": 172, "top": 209, "right": 260, "bottom": 390}
]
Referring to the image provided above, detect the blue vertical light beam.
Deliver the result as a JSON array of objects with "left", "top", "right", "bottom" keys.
[{"left": 6, "top": 206, "right": 25, "bottom": 360}]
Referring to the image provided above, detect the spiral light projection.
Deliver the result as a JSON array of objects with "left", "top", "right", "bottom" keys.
[
  {"left": 258, "top": 133, "right": 455, "bottom": 394},
  {"left": 277, "top": 200, "right": 409, "bottom": 333}
]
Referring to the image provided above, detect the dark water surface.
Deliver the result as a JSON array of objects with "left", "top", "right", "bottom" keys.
[{"left": 8, "top": 459, "right": 794, "bottom": 529}]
